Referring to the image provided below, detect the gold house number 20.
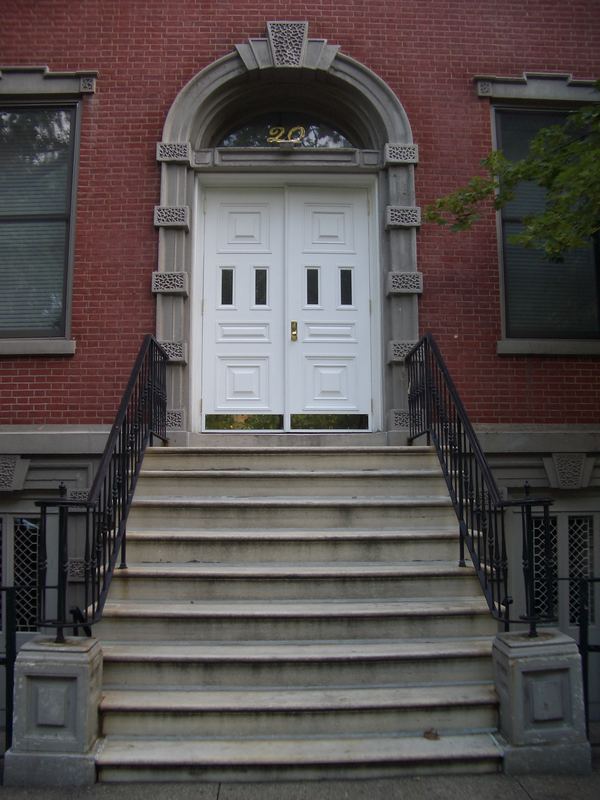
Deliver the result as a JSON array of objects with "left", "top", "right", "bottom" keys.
[{"left": 267, "top": 125, "right": 306, "bottom": 143}]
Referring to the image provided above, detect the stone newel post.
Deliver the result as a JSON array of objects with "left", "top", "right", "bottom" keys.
[
  {"left": 3, "top": 637, "right": 102, "bottom": 786},
  {"left": 493, "top": 630, "right": 591, "bottom": 775}
]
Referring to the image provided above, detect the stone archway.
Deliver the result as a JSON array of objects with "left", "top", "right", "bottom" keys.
[{"left": 153, "top": 22, "right": 421, "bottom": 442}]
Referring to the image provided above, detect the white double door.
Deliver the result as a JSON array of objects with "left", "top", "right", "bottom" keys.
[{"left": 201, "top": 185, "right": 373, "bottom": 430}]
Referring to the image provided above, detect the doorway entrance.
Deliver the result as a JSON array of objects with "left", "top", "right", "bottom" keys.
[{"left": 200, "top": 184, "right": 374, "bottom": 431}]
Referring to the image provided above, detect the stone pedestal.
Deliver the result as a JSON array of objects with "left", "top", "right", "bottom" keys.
[
  {"left": 493, "top": 630, "right": 591, "bottom": 775},
  {"left": 3, "top": 636, "right": 102, "bottom": 786}
]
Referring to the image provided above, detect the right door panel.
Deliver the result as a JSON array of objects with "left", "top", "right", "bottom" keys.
[{"left": 285, "top": 187, "right": 372, "bottom": 428}]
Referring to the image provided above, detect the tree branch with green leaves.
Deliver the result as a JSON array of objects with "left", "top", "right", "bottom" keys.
[{"left": 425, "top": 91, "right": 600, "bottom": 261}]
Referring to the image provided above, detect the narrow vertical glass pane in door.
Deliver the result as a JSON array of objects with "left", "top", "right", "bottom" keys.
[
  {"left": 220, "top": 268, "right": 234, "bottom": 306},
  {"left": 254, "top": 268, "right": 268, "bottom": 306},
  {"left": 306, "top": 268, "right": 319, "bottom": 306},
  {"left": 340, "top": 268, "right": 353, "bottom": 306}
]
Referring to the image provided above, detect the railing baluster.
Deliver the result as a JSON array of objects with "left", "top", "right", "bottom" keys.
[
  {"left": 56, "top": 497, "right": 69, "bottom": 644},
  {"left": 83, "top": 509, "right": 91, "bottom": 623},
  {"left": 5, "top": 587, "right": 16, "bottom": 749},
  {"left": 578, "top": 577, "right": 590, "bottom": 735},
  {"left": 37, "top": 505, "right": 48, "bottom": 627},
  {"left": 499, "top": 513, "right": 510, "bottom": 630}
]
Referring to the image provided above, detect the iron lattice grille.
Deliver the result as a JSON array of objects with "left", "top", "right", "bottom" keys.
[
  {"left": 13, "top": 517, "right": 39, "bottom": 632},
  {"left": 568, "top": 515, "right": 595, "bottom": 625},
  {"left": 533, "top": 515, "right": 558, "bottom": 619}
]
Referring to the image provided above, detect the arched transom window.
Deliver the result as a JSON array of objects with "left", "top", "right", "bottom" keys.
[{"left": 218, "top": 113, "right": 355, "bottom": 148}]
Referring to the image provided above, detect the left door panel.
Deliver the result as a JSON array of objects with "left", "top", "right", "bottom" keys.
[{"left": 201, "top": 188, "right": 285, "bottom": 427}]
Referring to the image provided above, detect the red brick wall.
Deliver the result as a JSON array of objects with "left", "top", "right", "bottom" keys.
[{"left": 1, "top": 0, "right": 599, "bottom": 425}]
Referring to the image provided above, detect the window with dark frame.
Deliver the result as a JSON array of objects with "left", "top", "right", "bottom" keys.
[
  {"left": 0, "top": 105, "right": 77, "bottom": 338},
  {"left": 496, "top": 109, "right": 600, "bottom": 340}
]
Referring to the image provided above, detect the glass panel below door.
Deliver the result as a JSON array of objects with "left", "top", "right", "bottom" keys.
[{"left": 205, "top": 414, "right": 284, "bottom": 430}]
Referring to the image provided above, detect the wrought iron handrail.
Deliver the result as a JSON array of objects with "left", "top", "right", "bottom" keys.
[
  {"left": 406, "top": 334, "right": 554, "bottom": 635},
  {"left": 36, "top": 335, "right": 168, "bottom": 642}
]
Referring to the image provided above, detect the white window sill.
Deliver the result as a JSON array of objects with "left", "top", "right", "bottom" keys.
[
  {"left": 0, "top": 339, "right": 76, "bottom": 356},
  {"left": 497, "top": 339, "right": 600, "bottom": 356}
]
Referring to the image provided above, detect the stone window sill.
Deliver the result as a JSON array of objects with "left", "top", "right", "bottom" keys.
[
  {"left": 497, "top": 339, "right": 600, "bottom": 356},
  {"left": 0, "top": 339, "right": 76, "bottom": 356}
]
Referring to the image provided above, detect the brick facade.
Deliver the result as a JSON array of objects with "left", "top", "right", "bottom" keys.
[{"left": 1, "top": 0, "right": 599, "bottom": 425}]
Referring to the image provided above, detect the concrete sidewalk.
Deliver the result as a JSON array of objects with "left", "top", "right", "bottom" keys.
[
  {"left": 0, "top": 767, "right": 599, "bottom": 800},
  {"left": 1, "top": 728, "right": 598, "bottom": 799}
]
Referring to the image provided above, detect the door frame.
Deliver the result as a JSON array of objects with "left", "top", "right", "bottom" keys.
[{"left": 190, "top": 172, "right": 382, "bottom": 433}]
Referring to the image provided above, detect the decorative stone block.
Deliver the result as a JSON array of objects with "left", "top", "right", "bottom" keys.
[
  {"left": 166, "top": 408, "right": 185, "bottom": 431},
  {"left": 68, "top": 489, "right": 89, "bottom": 503},
  {"left": 387, "top": 272, "right": 423, "bottom": 295},
  {"left": 542, "top": 453, "right": 593, "bottom": 490},
  {"left": 4, "top": 637, "right": 102, "bottom": 786},
  {"left": 553, "top": 453, "right": 586, "bottom": 489},
  {"left": 151, "top": 271, "right": 189, "bottom": 296},
  {"left": 78, "top": 76, "right": 96, "bottom": 93},
  {"left": 387, "top": 341, "right": 418, "bottom": 363},
  {"left": 267, "top": 21, "right": 308, "bottom": 66},
  {"left": 384, "top": 143, "right": 419, "bottom": 164},
  {"left": 391, "top": 409, "right": 411, "bottom": 429},
  {"left": 156, "top": 142, "right": 192, "bottom": 164},
  {"left": 493, "top": 630, "right": 591, "bottom": 775},
  {"left": 68, "top": 559, "right": 86, "bottom": 579},
  {"left": 0, "top": 454, "right": 18, "bottom": 489},
  {"left": 153, "top": 206, "right": 189, "bottom": 231},
  {"left": 236, "top": 22, "right": 338, "bottom": 73},
  {"left": 0, "top": 454, "right": 28, "bottom": 491},
  {"left": 385, "top": 206, "right": 421, "bottom": 228},
  {"left": 158, "top": 341, "right": 187, "bottom": 363}
]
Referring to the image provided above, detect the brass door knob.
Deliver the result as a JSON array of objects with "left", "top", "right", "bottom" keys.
[{"left": 291, "top": 321, "right": 298, "bottom": 341}]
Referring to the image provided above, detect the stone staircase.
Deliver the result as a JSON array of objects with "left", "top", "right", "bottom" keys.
[{"left": 94, "top": 440, "right": 502, "bottom": 781}]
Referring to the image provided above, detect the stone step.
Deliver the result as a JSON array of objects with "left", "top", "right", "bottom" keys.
[
  {"left": 101, "top": 637, "right": 495, "bottom": 688},
  {"left": 135, "top": 468, "right": 448, "bottom": 498},
  {"left": 127, "top": 495, "right": 456, "bottom": 530},
  {"left": 96, "top": 732, "right": 502, "bottom": 781},
  {"left": 124, "top": 528, "right": 461, "bottom": 563},
  {"left": 145, "top": 444, "right": 435, "bottom": 471},
  {"left": 95, "top": 597, "right": 496, "bottom": 642},
  {"left": 94, "top": 442, "right": 501, "bottom": 782},
  {"left": 100, "top": 683, "right": 497, "bottom": 737},
  {"left": 109, "top": 561, "right": 481, "bottom": 601}
]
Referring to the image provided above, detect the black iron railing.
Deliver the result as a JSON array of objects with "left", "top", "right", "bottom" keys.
[
  {"left": 36, "top": 335, "right": 168, "bottom": 642},
  {"left": 406, "top": 334, "right": 554, "bottom": 635}
]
